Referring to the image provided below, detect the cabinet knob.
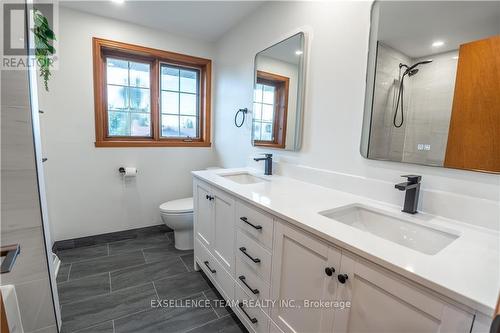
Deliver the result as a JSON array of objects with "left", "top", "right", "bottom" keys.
[
  {"left": 325, "top": 267, "right": 335, "bottom": 276},
  {"left": 337, "top": 274, "right": 348, "bottom": 284}
]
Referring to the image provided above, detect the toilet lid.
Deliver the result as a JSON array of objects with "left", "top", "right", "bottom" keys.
[{"left": 160, "top": 197, "right": 193, "bottom": 214}]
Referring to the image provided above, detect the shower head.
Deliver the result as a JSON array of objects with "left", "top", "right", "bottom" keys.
[
  {"left": 408, "top": 68, "right": 419, "bottom": 76},
  {"left": 407, "top": 59, "right": 433, "bottom": 72}
]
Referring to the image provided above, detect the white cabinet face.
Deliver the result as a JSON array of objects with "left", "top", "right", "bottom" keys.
[
  {"left": 194, "top": 181, "right": 213, "bottom": 248},
  {"left": 213, "top": 188, "right": 236, "bottom": 274},
  {"left": 271, "top": 221, "right": 341, "bottom": 333},
  {"left": 332, "top": 254, "right": 474, "bottom": 333}
]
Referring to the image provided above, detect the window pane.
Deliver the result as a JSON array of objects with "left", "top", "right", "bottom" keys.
[
  {"left": 253, "top": 121, "right": 262, "bottom": 140},
  {"left": 180, "top": 93, "right": 197, "bottom": 116},
  {"left": 131, "top": 113, "right": 150, "bottom": 136},
  {"left": 129, "top": 87, "right": 150, "bottom": 112},
  {"left": 261, "top": 122, "right": 273, "bottom": 141},
  {"left": 262, "top": 104, "right": 274, "bottom": 122},
  {"left": 107, "top": 58, "right": 128, "bottom": 86},
  {"left": 129, "top": 62, "right": 150, "bottom": 88},
  {"left": 107, "top": 85, "right": 128, "bottom": 111},
  {"left": 161, "top": 115, "right": 179, "bottom": 137},
  {"left": 180, "top": 116, "right": 197, "bottom": 137},
  {"left": 161, "top": 66, "right": 179, "bottom": 91},
  {"left": 161, "top": 91, "right": 179, "bottom": 114},
  {"left": 254, "top": 84, "right": 263, "bottom": 102},
  {"left": 180, "top": 69, "right": 198, "bottom": 93},
  {"left": 253, "top": 103, "right": 262, "bottom": 120},
  {"left": 262, "top": 85, "right": 275, "bottom": 104},
  {"left": 108, "top": 111, "right": 130, "bottom": 136}
]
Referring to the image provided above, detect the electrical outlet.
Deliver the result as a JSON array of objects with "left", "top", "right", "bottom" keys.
[
  {"left": 417, "top": 144, "right": 424, "bottom": 151},
  {"left": 424, "top": 144, "right": 431, "bottom": 151}
]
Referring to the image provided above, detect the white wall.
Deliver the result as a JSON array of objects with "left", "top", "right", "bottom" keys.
[
  {"left": 213, "top": 1, "right": 499, "bottom": 230},
  {"left": 38, "top": 7, "right": 218, "bottom": 241}
]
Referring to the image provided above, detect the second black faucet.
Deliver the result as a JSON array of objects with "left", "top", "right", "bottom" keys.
[{"left": 254, "top": 154, "right": 273, "bottom": 175}]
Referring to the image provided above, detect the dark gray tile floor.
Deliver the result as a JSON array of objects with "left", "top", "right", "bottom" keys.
[{"left": 55, "top": 227, "right": 247, "bottom": 333}]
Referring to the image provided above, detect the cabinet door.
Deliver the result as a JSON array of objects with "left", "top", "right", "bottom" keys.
[
  {"left": 194, "top": 180, "right": 213, "bottom": 248},
  {"left": 213, "top": 188, "right": 236, "bottom": 274},
  {"left": 333, "top": 253, "right": 474, "bottom": 333},
  {"left": 271, "top": 221, "right": 341, "bottom": 333}
]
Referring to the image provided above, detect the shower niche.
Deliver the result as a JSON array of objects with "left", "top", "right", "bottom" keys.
[{"left": 361, "top": 1, "right": 500, "bottom": 173}]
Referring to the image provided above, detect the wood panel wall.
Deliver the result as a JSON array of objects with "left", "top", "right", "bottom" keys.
[{"left": 444, "top": 36, "right": 500, "bottom": 173}]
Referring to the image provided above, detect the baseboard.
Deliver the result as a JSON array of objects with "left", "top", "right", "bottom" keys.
[{"left": 52, "top": 224, "right": 171, "bottom": 252}]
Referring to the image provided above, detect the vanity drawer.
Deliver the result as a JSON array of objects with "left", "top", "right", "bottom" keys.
[
  {"left": 236, "top": 200, "right": 274, "bottom": 249},
  {"left": 237, "top": 230, "right": 272, "bottom": 283},
  {"left": 235, "top": 283, "right": 270, "bottom": 333},
  {"left": 195, "top": 238, "right": 234, "bottom": 301},
  {"left": 236, "top": 256, "right": 271, "bottom": 314}
]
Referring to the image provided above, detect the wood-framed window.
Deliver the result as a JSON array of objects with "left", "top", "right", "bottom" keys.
[
  {"left": 253, "top": 70, "right": 289, "bottom": 148},
  {"left": 92, "top": 38, "right": 211, "bottom": 147}
]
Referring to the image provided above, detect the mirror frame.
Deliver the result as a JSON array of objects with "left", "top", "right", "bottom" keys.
[
  {"left": 252, "top": 31, "right": 308, "bottom": 151},
  {"left": 359, "top": 1, "right": 498, "bottom": 174}
]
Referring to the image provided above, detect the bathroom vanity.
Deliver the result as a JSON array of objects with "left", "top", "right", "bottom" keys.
[{"left": 193, "top": 168, "right": 498, "bottom": 333}]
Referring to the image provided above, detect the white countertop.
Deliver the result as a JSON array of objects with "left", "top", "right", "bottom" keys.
[{"left": 192, "top": 168, "right": 500, "bottom": 316}]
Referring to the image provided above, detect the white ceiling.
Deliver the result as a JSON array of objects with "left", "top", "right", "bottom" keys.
[
  {"left": 60, "top": 1, "right": 264, "bottom": 42},
  {"left": 259, "top": 33, "right": 303, "bottom": 65},
  {"left": 378, "top": 1, "right": 500, "bottom": 58}
]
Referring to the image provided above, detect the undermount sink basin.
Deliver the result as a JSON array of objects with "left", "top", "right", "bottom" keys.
[
  {"left": 221, "top": 172, "right": 266, "bottom": 185},
  {"left": 319, "top": 204, "right": 459, "bottom": 255}
]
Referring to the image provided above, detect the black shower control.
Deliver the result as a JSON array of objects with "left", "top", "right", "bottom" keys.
[
  {"left": 337, "top": 274, "right": 348, "bottom": 284},
  {"left": 325, "top": 267, "right": 335, "bottom": 276}
]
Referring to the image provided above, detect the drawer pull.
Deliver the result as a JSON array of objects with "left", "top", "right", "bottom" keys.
[
  {"left": 240, "top": 217, "right": 262, "bottom": 230},
  {"left": 238, "top": 302, "right": 258, "bottom": 324},
  {"left": 204, "top": 261, "right": 216, "bottom": 273},
  {"left": 239, "top": 275, "right": 259, "bottom": 294},
  {"left": 239, "top": 247, "right": 261, "bottom": 263}
]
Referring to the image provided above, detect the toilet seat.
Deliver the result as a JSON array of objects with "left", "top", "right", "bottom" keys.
[{"left": 160, "top": 197, "right": 193, "bottom": 214}]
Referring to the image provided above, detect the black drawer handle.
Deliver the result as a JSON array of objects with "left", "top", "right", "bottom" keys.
[
  {"left": 239, "top": 247, "right": 261, "bottom": 263},
  {"left": 238, "top": 302, "right": 258, "bottom": 324},
  {"left": 240, "top": 217, "right": 262, "bottom": 230},
  {"left": 238, "top": 275, "right": 259, "bottom": 294},
  {"left": 204, "top": 261, "right": 216, "bottom": 273}
]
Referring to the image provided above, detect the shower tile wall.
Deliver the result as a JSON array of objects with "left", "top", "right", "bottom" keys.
[
  {"left": 1, "top": 68, "right": 58, "bottom": 332},
  {"left": 370, "top": 43, "right": 458, "bottom": 165},
  {"left": 370, "top": 43, "right": 412, "bottom": 161},
  {"left": 404, "top": 50, "right": 458, "bottom": 165}
]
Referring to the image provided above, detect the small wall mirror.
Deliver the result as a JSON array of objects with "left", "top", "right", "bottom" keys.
[
  {"left": 361, "top": 1, "right": 500, "bottom": 173},
  {"left": 252, "top": 32, "right": 306, "bottom": 150}
]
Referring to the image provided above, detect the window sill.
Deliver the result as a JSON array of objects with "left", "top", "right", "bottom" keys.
[{"left": 95, "top": 140, "right": 211, "bottom": 148}]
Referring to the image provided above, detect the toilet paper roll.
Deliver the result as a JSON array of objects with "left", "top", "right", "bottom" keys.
[{"left": 124, "top": 167, "right": 137, "bottom": 177}]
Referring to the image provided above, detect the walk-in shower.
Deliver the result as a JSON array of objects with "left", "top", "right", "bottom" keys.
[{"left": 393, "top": 60, "right": 433, "bottom": 127}]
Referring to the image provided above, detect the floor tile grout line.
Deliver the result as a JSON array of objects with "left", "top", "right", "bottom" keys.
[
  {"left": 58, "top": 280, "right": 154, "bottom": 307},
  {"left": 152, "top": 281, "right": 160, "bottom": 301},
  {"left": 66, "top": 263, "right": 73, "bottom": 281},
  {"left": 182, "top": 314, "right": 229, "bottom": 333},
  {"left": 179, "top": 255, "right": 191, "bottom": 271},
  {"left": 202, "top": 290, "right": 221, "bottom": 319}
]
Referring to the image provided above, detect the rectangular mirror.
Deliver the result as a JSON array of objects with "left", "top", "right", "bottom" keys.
[
  {"left": 252, "top": 32, "right": 306, "bottom": 150},
  {"left": 361, "top": 1, "right": 499, "bottom": 173}
]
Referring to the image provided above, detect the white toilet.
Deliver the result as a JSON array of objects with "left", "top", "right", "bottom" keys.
[{"left": 159, "top": 197, "right": 194, "bottom": 250}]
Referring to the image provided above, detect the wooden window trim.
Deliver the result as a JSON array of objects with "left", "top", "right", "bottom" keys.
[
  {"left": 254, "top": 70, "right": 289, "bottom": 149},
  {"left": 93, "top": 37, "right": 211, "bottom": 147}
]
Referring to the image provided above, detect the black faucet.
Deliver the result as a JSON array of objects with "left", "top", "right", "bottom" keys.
[
  {"left": 254, "top": 154, "right": 273, "bottom": 175},
  {"left": 395, "top": 175, "right": 421, "bottom": 214}
]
